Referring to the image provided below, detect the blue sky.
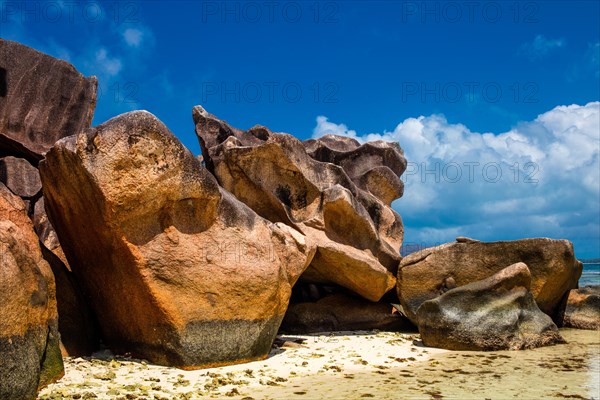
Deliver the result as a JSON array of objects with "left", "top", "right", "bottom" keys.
[{"left": 2, "top": 1, "right": 599, "bottom": 257}]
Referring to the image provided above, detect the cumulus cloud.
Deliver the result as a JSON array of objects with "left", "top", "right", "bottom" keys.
[
  {"left": 123, "top": 28, "right": 144, "bottom": 47},
  {"left": 313, "top": 102, "right": 600, "bottom": 256},
  {"left": 313, "top": 116, "right": 359, "bottom": 138},
  {"left": 520, "top": 34, "right": 566, "bottom": 59}
]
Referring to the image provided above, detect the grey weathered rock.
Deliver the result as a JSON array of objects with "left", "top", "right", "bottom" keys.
[
  {"left": 40, "top": 110, "right": 316, "bottom": 368},
  {"left": 193, "top": 106, "right": 406, "bottom": 301},
  {"left": 0, "top": 156, "right": 41, "bottom": 198},
  {"left": 303, "top": 135, "right": 405, "bottom": 206},
  {"left": 0, "top": 39, "right": 97, "bottom": 162},
  {"left": 558, "top": 286, "right": 600, "bottom": 330},
  {"left": 417, "top": 262, "right": 565, "bottom": 351},
  {"left": 398, "top": 238, "right": 582, "bottom": 324},
  {"left": 0, "top": 183, "right": 63, "bottom": 399}
]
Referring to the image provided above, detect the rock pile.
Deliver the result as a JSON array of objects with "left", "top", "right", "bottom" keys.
[
  {"left": 0, "top": 39, "right": 99, "bottom": 359},
  {"left": 39, "top": 110, "right": 315, "bottom": 368},
  {"left": 397, "top": 237, "right": 582, "bottom": 324},
  {"left": 0, "top": 40, "right": 595, "bottom": 400},
  {"left": 193, "top": 106, "right": 406, "bottom": 302}
]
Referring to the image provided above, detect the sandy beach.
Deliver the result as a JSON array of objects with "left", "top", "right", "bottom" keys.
[
  {"left": 37, "top": 330, "right": 441, "bottom": 399},
  {"left": 37, "top": 329, "right": 600, "bottom": 400}
]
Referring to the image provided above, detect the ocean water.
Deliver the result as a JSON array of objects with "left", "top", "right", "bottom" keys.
[{"left": 580, "top": 263, "right": 600, "bottom": 287}]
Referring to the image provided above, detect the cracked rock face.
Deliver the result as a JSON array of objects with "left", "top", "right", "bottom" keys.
[
  {"left": 0, "top": 183, "right": 64, "bottom": 400},
  {"left": 193, "top": 106, "right": 406, "bottom": 302},
  {"left": 398, "top": 238, "right": 583, "bottom": 324},
  {"left": 417, "top": 262, "right": 566, "bottom": 351},
  {"left": 39, "top": 110, "right": 315, "bottom": 368},
  {"left": 0, "top": 39, "right": 97, "bottom": 163}
]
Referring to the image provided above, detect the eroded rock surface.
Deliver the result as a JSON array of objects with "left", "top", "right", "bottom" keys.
[
  {"left": 417, "top": 262, "right": 565, "bottom": 351},
  {"left": 398, "top": 238, "right": 582, "bottom": 324},
  {"left": 40, "top": 110, "right": 315, "bottom": 368},
  {"left": 193, "top": 106, "right": 406, "bottom": 301},
  {"left": 0, "top": 39, "right": 97, "bottom": 162},
  {"left": 303, "top": 135, "right": 405, "bottom": 206},
  {"left": 0, "top": 183, "right": 63, "bottom": 400}
]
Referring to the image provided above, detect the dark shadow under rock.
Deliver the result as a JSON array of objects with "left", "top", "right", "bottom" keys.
[{"left": 281, "top": 290, "right": 412, "bottom": 334}]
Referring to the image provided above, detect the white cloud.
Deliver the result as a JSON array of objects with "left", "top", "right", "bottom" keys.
[
  {"left": 313, "top": 102, "right": 600, "bottom": 256},
  {"left": 313, "top": 116, "right": 359, "bottom": 139},
  {"left": 520, "top": 34, "right": 566, "bottom": 59},
  {"left": 123, "top": 28, "right": 144, "bottom": 48},
  {"left": 94, "top": 48, "right": 122, "bottom": 76}
]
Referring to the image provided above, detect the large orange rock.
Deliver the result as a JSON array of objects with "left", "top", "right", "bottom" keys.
[
  {"left": 398, "top": 238, "right": 582, "bottom": 324},
  {"left": 0, "top": 183, "right": 63, "bottom": 400},
  {"left": 417, "top": 262, "right": 565, "bottom": 351},
  {"left": 0, "top": 39, "right": 97, "bottom": 162},
  {"left": 39, "top": 110, "right": 315, "bottom": 368},
  {"left": 193, "top": 106, "right": 406, "bottom": 301}
]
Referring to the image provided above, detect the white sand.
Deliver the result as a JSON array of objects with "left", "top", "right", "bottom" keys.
[
  {"left": 37, "top": 329, "right": 600, "bottom": 399},
  {"left": 38, "top": 330, "right": 446, "bottom": 399}
]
